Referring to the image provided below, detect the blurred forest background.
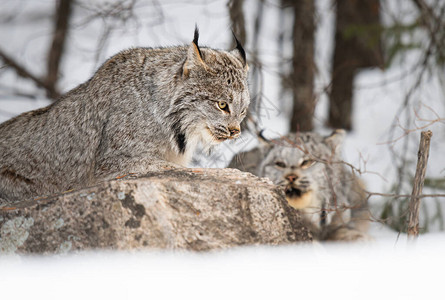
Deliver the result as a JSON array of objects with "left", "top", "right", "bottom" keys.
[{"left": 1, "top": 0, "right": 445, "bottom": 237}]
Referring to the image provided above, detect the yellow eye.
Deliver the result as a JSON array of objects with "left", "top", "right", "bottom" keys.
[
  {"left": 218, "top": 101, "right": 228, "bottom": 110},
  {"left": 301, "top": 159, "right": 316, "bottom": 169}
]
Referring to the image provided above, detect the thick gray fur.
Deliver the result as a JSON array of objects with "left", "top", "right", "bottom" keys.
[
  {"left": 0, "top": 29, "right": 250, "bottom": 203},
  {"left": 229, "top": 130, "right": 370, "bottom": 241}
]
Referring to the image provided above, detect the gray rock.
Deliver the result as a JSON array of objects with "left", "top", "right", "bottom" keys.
[{"left": 0, "top": 168, "right": 311, "bottom": 254}]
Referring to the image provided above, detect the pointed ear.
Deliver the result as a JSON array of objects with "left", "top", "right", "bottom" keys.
[
  {"left": 230, "top": 31, "right": 248, "bottom": 70},
  {"left": 324, "top": 129, "right": 346, "bottom": 154},
  {"left": 258, "top": 129, "right": 271, "bottom": 146},
  {"left": 257, "top": 129, "right": 274, "bottom": 153},
  {"left": 183, "top": 26, "right": 206, "bottom": 78}
]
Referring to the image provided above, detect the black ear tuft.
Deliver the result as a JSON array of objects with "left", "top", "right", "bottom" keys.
[
  {"left": 193, "top": 24, "right": 203, "bottom": 59},
  {"left": 258, "top": 129, "right": 271, "bottom": 144},
  {"left": 232, "top": 30, "right": 247, "bottom": 65}
]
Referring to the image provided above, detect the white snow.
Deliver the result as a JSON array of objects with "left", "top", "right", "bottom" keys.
[{"left": 1, "top": 238, "right": 444, "bottom": 299}]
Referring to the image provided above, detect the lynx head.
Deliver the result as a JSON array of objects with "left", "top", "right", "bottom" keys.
[
  {"left": 258, "top": 130, "right": 345, "bottom": 210},
  {"left": 176, "top": 27, "right": 250, "bottom": 149}
]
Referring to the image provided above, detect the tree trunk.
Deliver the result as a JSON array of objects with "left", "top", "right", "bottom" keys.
[
  {"left": 288, "top": 0, "right": 315, "bottom": 132},
  {"left": 228, "top": 0, "right": 246, "bottom": 46},
  {"left": 328, "top": 0, "right": 383, "bottom": 130},
  {"left": 46, "top": 0, "right": 72, "bottom": 99}
]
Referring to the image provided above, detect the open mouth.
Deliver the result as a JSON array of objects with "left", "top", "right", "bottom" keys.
[
  {"left": 284, "top": 186, "right": 303, "bottom": 198},
  {"left": 283, "top": 186, "right": 312, "bottom": 209}
]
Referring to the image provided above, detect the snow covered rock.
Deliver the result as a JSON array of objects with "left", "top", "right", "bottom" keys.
[{"left": 0, "top": 168, "right": 311, "bottom": 254}]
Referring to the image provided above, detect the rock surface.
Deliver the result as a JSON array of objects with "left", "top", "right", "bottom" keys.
[{"left": 0, "top": 168, "right": 311, "bottom": 254}]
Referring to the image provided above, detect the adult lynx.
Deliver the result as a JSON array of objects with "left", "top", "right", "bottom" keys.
[
  {"left": 229, "top": 130, "right": 370, "bottom": 241},
  {"left": 0, "top": 27, "right": 250, "bottom": 203}
]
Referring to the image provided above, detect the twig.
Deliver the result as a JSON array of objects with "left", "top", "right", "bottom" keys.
[
  {"left": 365, "top": 191, "right": 445, "bottom": 200},
  {"left": 407, "top": 130, "right": 432, "bottom": 239},
  {"left": 0, "top": 48, "right": 55, "bottom": 96}
]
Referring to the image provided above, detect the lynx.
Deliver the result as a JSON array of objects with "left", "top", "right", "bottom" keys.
[
  {"left": 0, "top": 27, "right": 250, "bottom": 204},
  {"left": 229, "top": 130, "right": 370, "bottom": 241}
]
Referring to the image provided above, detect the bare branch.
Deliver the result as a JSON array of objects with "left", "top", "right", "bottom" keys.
[
  {"left": 365, "top": 192, "right": 445, "bottom": 200},
  {"left": 407, "top": 130, "right": 432, "bottom": 239},
  {"left": 378, "top": 105, "right": 444, "bottom": 144},
  {"left": 0, "top": 48, "right": 58, "bottom": 98}
]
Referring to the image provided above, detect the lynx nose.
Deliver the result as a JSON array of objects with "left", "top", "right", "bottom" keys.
[
  {"left": 285, "top": 174, "right": 298, "bottom": 183},
  {"left": 229, "top": 127, "right": 240, "bottom": 137}
]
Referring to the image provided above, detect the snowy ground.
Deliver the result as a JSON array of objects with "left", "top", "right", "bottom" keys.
[
  {"left": 1, "top": 0, "right": 445, "bottom": 297},
  {"left": 1, "top": 237, "right": 444, "bottom": 299}
]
